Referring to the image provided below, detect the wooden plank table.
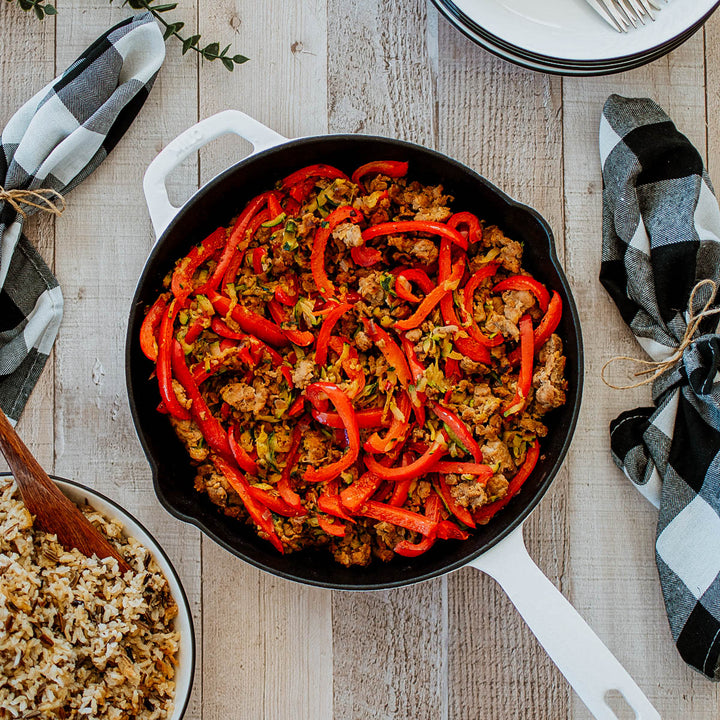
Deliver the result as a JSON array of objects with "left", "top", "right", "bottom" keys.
[{"left": 2, "top": 2, "right": 720, "bottom": 717}]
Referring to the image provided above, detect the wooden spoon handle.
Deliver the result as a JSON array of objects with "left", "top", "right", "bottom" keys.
[{"left": 0, "top": 410, "right": 131, "bottom": 574}]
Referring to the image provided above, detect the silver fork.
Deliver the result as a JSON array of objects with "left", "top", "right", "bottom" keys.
[{"left": 586, "top": 0, "right": 667, "bottom": 32}]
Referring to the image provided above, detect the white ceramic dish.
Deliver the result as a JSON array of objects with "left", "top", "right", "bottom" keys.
[
  {"left": 1, "top": 474, "right": 196, "bottom": 720},
  {"left": 433, "top": 0, "right": 704, "bottom": 75},
  {"left": 440, "top": 0, "right": 718, "bottom": 64}
]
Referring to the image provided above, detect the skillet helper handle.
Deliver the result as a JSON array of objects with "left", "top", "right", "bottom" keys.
[
  {"left": 468, "top": 524, "right": 661, "bottom": 720},
  {"left": 143, "top": 110, "right": 287, "bottom": 239}
]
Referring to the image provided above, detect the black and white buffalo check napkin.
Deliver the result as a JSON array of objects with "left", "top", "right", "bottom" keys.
[
  {"left": 0, "top": 12, "right": 164, "bottom": 423},
  {"left": 600, "top": 94, "right": 720, "bottom": 680}
]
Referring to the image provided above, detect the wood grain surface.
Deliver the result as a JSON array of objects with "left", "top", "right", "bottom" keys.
[{"left": 1, "top": 1, "right": 720, "bottom": 717}]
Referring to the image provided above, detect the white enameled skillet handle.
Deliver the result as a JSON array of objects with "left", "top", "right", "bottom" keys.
[
  {"left": 143, "top": 110, "right": 287, "bottom": 239},
  {"left": 468, "top": 524, "right": 661, "bottom": 720}
]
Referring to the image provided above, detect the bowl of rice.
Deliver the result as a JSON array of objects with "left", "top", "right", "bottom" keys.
[{"left": 0, "top": 474, "right": 195, "bottom": 720}]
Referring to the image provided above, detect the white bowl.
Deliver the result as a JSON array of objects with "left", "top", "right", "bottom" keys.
[{"left": 2, "top": 474, "right": 196, "bottom": 720}]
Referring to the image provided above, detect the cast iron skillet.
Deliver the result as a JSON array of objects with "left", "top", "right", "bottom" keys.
[
  {"left": 128, "top": 121, "right": 581, "bottom": 589},
  {"left": 126, "top": 112, "right": 658, "bottom": 719}
]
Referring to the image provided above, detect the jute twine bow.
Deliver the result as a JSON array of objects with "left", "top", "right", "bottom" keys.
[
  {"left": 0, "top": 186, "right": 66, "bottom": 219},
  {"left": 602, "top": 279, "right": 720, "bottom": 390}
]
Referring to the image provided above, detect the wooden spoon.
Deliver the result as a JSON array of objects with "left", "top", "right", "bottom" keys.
[{"left": 0, "top": 410, "right": 131, "bottom": 574}]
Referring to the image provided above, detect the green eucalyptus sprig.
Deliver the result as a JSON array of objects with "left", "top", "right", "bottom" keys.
[
  {"left": 124, "top": 0, "right": 249, "bottom": 70},
  {"left": 10, "top": 0, "right": 56, "bottom": 21},
  {"left": 7, "top": 0, "right": 249, "bottom": 71}
]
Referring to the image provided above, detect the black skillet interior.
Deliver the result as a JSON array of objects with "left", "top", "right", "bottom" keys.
[{"left": 126, "top": 135, "right": 584, "bottom": 590}]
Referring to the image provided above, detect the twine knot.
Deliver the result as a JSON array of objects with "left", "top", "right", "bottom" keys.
[
  {"left": 0, "top": 186, "right": 66, "bottom": 219},
  {"left": 602, "top": 279, "right": 720, "bottom": 390}
]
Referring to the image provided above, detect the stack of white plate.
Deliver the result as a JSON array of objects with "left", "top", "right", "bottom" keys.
[{"left": 432, "top": 0, "right": 720, "bottom": 75}]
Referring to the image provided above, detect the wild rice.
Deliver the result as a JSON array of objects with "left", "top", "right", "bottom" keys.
[{"left": 0, "top": 480, "right": 180, "bottom": 719}]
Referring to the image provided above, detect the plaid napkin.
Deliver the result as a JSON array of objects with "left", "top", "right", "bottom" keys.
[
  {"left": 0, "top": 12, "right": 164, "bottom": 423},
  {"left": 600, "top": 94, "right": 720, "bottom": 680}
]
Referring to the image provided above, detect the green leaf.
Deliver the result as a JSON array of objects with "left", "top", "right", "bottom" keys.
[
  {"left": 18, "top": 0, "right": 33, "bottom": 11},
  {"left": 181, "top": 36, "right": 194, "bottom": 54},
  {"left": 152, "top": 3, "right": 177, "bottom": 10},
  {"left": 172, "top": 20, "right": 184, "bottom": 32},
  {"left": 33, "top": 4, "right": 44, "bottom": 19},
  {"left": 233, "top": 54, "right": 249, "bottom": 64},
  {"left": 162, "top": 24, "right": 174, "bottom": 40},
  {"left": 43, "top": 4, "right": 56, "bottom": 14},
  {"left": 220, "top": 44, "right": 230, "bottom": 57},
  {"left": 203, "top": 41, "right": 220, "bottom": 57},
  {"left": 127, "top": 0, "right": 145, "bottom": 8},
  {"left": 221, "top": 56, "right": 234, "bottom": 71}
]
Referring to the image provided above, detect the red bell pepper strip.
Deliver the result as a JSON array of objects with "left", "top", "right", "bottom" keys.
[
  {"left": 252, "top": 246, "right": 268, "bottom": 276},
  {"left": 362, "top": 220, "right": 468, "bottom": 251},
  {"left": 507, "top": 291, "right": 562, "bottom": 365},
  {"left": 430, "top": 402, "right": 482, "bottom": 463},
  {"left": 317, "top": 513, "right": 346, "bottom": 537},
  {"left": 281, "top": 163, "right": 350, "bottom": 189},
  {"left": 437, "top": 520, "right": 470, "bottom": 541},
  {"left": 400, "top": 335, "right": 425, "bottom": 384},
  {"left": 267, "top": 191, "right": 283, "bottom": 220},
  {"left": 362, "top": 318, "right": 413, "bottom": 389},
  {"left": 246, "top": 485, "right": 305, "bottom": 517},
  {"left": 196, "top": 192, "right": 271, "bottom": 295},
  {"left": 207, "top": 291, "right": 288, "bottom": 348},
  {"left": 223, "top": 209, "right": 270, "bottom": 289},
  {"left": 209, "top": 317, "right": 284, "bottom": 366},
  {"left": 274, "top": 274, "right": 299, "bottom": 306},
  {"left": 393, "top": 493, "right": 443, "bottom": 557},
  {"left": 312, "top": 407, "right": 388, "bottom": 429},
  {"left": 277, "top": 421, "right": 306, "bottom": 511},
  {"left": 340, "top": 471, "right": 383, "bottom": 513},
  {"left": 395, "top": 269, "right": 435, "bottom": 303},
  {"left": 493, "top": 275, "right": 550, "bottom": 313},
  {"left": 327, "top": 336, "right": 365, "bottom": 399},
  {"left": 444, "top": 357, "right": 461, "bottom": 384},
  {"left": 156, "top": 300, "right": 190, "bottom": 420},
  {"left": 212, "top": 454, "right": 284, "bottom": 553},
  {"left": 448, "top": 211, "right": 483, "bottom": 244},
  {"left": 359, "top": 500, "right": 438, "bottom": 537},
  {"left": 350, "top": 245, "right": 383, "bottom": 267},
  {"left": 388, "top": 478, "right": 412, "bottom": 507},
  {"left": 437, "top": 238, "right": 491, "bottom": 364},
  {"left": 303, "top": 383, "right": 360, "bottom": 483},
  {"left": 434, "top": 474, "right": 476, "bottom": 528},
  {"left": 317, "top": 478, "right": 355, "bottom": 522},
  {"left": 228, "top": 425, "right": 259, "bottom": 475},
  {"left": 140, "top": 292, "right": 169, "bottom": 362},
  {"left": 171, "top": 341, "right": 232, "bottom": 458},
  {"left": 183, "top": 316, "right": 207, "bottom": 345},
  {"left": 280, "top": 365, "right": 294, "bottom": 388},
  {"left": 311, "top": 205, "right": 362, "bottom": 298},
  {"left": 364, "top": 432, "right": 447, "bottom": 480},
  {"left": 434, "top": 462, "right": 494, "bottom": 480},
  {"left": 474, "top": 440, "right": 540, "bottom": 525},
  {"left": 503, "top": 315, "right": 534, "bottom": 417},
  {"left": 287, "top": 396, "right": 306, "bottom": 418},
  {"left": 315, "top": 302, "right": 352, "bottom": 366},
  {"left": 267, "top": 299, "right": 315, "bottom": 346},
  {"left": 394, "top": 259, "right": 463, "bottom": 331},
  {"left": 460, "top": 263, "right": 504, "bottom": 347},
  {"left": 350, "top": 160, "right": 409, "bottom": 190},
  {"left": 171, "top": 227, "right": 226, "bottom": 301},
  {"left": 364, "top": 392, "right": 411, "bottom": 454}
]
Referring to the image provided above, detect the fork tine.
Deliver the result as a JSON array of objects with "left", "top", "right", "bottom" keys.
[
  {"left": 612, "top": 0, "right": 640, "bottom": 27},
  {"left": 622, "top": 0, "right": 649, "bottom": 22},
  {"left": 586, "top": 0, "right": 627, "bottom": 31},
  {"left": 597, "top": 0, "right": 632, "bottom": 30}
]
